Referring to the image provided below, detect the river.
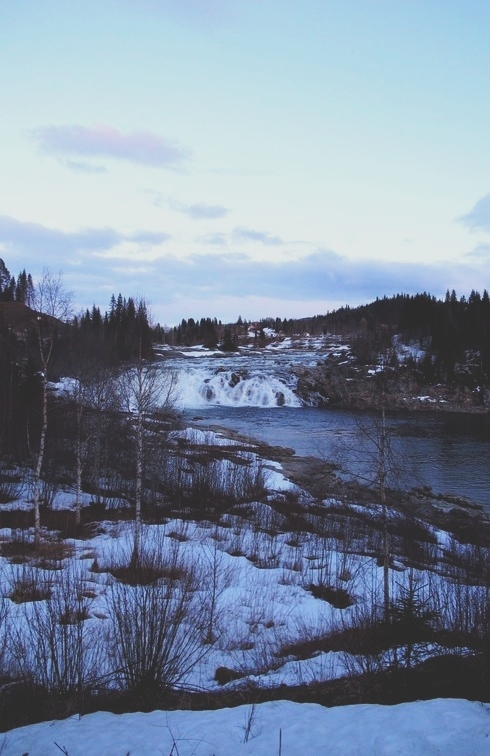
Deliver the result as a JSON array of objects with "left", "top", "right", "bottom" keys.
[{"left": 156, "top": 346, "right": 490, "bottom": 510}]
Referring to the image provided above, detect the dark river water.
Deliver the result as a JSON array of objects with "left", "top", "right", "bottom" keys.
[
  {"left": 185, "top": 406, "right": 490, "bottom": 512},
  {"left": 161, "top": 348, "right": 490, "bottom": 511}
]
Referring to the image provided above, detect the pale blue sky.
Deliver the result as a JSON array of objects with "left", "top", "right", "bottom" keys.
[{"left": 1, "top": 0, "right": 489, "bottom": 324}]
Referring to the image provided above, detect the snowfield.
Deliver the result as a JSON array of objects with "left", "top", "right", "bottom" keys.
[
  {"left": 3, "top": 698, "right": 490, "bottom": 755},
  {"left": 1, "top": 415, "right": 489, "bottom": 750}
]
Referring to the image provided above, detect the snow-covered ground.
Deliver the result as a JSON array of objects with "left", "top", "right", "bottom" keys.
[
  {"left": 1, "top": 425, "right": 488, "bottom": 749},
  {"left": 4, "top": 698, "right": 490, "bottom": 755},
  {"left": 0, "top": 427, "right": 483, "bottom": 692}
]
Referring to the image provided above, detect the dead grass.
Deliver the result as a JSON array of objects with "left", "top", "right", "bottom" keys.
[
  {"left": 168, "top": 530, "right": 189, "bottom": 542},
  {"left": 1, "top": 536, "right": 74, "bottom": 567},
  {"left": 108, "top": 562, "right": 180, "bottom": 586},
  {"left": 106, "top": 546, "right": 189, "bottom": 586},
  {"left": 58, "top": 606, "right": 91, "bottom": 624},
  {"left": 9, "top": 576, "right": 52, "bottom": 604},
  {"left": 308, "top": 583, "right": 355, "bottom": 609}
]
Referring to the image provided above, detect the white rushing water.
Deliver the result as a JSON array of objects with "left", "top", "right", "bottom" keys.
[
  {"left": 157, "top": 346, "right": 313, "bottom": 409},
  {"left": 172, "top": 364, "right": 302, "bottom": 409}
]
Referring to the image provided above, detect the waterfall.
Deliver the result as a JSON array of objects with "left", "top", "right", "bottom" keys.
[{"left": 173, "top": 366, "right": 302, "bottom": 409}]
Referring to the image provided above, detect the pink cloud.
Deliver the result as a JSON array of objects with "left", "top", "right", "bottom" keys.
[{"left": 31, "top": 124, "right": 191, "bottom": 168}]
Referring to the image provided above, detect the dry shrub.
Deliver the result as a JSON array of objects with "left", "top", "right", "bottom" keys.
[
  {"left": 109, "top": 561, "right": 184, "bottom": 586},
  {"left": 168, "top": 530, "right": 189, "bottom": 542},
  {"left": 1, "top": 533, "right": 74, "bottom": 569},
  {"left": 9, "top": 565, "right": 52, "bottom": 604},
  {"left": 58, "top": 606, "right": 91, "bottom": 625},
  {"left": 107, "top": 544, "right": 187, "bottom": 586},
  {"left": 10, "top": 565, "right": 103, "bottom": 697},
  {"left": 103, "top": 525, "right": 191, "bottom": 586},
  {"left": 33, "top": 540, "right": 75, "bottom": 571},
  {"left": 0, "top": 469, "right": 22, "bottom": 504},
  {"left": 309, "top": 582, "right": 355, "bottom": 609},
  {"left": 107, "top": 560, "right": 207, "bottom": 694},
  {"left": 1, "top": 530, "right": 35, "bottom": 562},
  {"left": 214, "top": 666, "right": 245, "bottom": 685}
]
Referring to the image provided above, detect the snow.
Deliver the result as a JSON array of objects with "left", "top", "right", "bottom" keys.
[
  {"left": 3, "top": 699, "right": 490, "bottom": 755},
  {"left": 393, "top": 335, "right": 427, "bottom": 363},
  {"left": 1, "top": 420, "right": 481, "bottom": 698},
  {"left": 178, "top": 349, "right": 224, "bottom": 358}
]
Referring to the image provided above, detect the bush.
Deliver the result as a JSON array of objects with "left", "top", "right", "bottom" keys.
[
  {"left": 0, "top": 467, "right": 22, "bottom": 504},
  {"left": 309, "top": 583, "right": 355, "bottom": 609},
  {"left": 10, "top": 565, "right": 103, "bottom": 696},
  {"left": 9, "top": 564, "right": 52, "bottom": 603},
  {"left": 106, "top": 542, "right": 208, "bottom": 694}
]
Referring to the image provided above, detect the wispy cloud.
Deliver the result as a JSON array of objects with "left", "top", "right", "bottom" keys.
[
  {"left": 198, "top": 227, "right": 284, "bottom": 246},
  {"left": 63, "top": 160, "right": 107, "bottom": 174},
  {"left": 111, "top": 249, "right": 478, "bottom": 314},
  {"left": 130, "top": 230, "right": 171, "bottom": 245},
  {"left": 198, "top": 233, "right": 228, "bottom": 246},
  {"left": 464, "top": 243, "right": 490, "bottom": 260},
  {"left": 457, "top": 193, "right": 490, "bottom": 232},
  {"left": 167, "top": 198, "right": 230, "bottom": 219},
  {"left": 30, "top": 124, "right": 192, "bottom": 169},
  {"left": 232, "top": 227, "right": 283, "bottom": 245},
  {"left": 1, "top": 216, "right": 485, "bottom": 323}
]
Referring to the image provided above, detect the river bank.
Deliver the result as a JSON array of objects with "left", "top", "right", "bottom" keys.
[
  {"left": 293, "top": 361, "right": 490, "bottom": 414},
  {"left": 204, "top": 424, "right": 490, "bottom": 546}
]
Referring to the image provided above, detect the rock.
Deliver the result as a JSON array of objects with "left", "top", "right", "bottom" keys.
[{"left": 292, "top": 363, "right": 489, "bottom": 414}]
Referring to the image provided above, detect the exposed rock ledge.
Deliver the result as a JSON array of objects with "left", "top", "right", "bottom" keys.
[
  {"left": 278, "top": 453, "right": 489, "bottom": 532},
  {"left": 292, "top": 363, "right": 490, "bottom": 414}
]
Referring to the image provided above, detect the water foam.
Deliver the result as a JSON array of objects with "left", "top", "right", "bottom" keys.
[{"left": 173, "top": 366, "right": 301, "bottom": 409}]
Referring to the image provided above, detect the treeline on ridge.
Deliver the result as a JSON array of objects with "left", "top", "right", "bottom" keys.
[{"left": 0, "top": 259, "right": 155, "bottom": 463}]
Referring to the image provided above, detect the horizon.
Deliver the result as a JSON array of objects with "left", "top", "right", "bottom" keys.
[{"left": 2, "top": 255, "right": 487, "bottom": 330}]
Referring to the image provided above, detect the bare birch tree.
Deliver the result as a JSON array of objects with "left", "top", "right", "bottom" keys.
[
  {"left": 67, "top": 351, "right": 119, "bottom": 526},
  {"left": 117, "top": 302, "right": 176, "bottom": 564},
  {"left": 31, "top": 268, "right": 72, "bottom": 543},
  {"left": 332, "top": 361, "right": 409, "bottom": 624}
]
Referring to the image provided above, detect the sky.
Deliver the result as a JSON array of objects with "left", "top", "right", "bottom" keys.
[{"left": 1, "top": 0, "right": 490, "bottom": 326}]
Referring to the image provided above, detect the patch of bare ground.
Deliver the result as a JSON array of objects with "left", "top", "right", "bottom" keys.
[
  {"left": 1, "top": 536, "right": 74, "bottom": 567},
  {"left": 107, "top": 562, "right": 185, "bottom": 586},
  {"left": 308, "top": 583, "right": 355, "bottom": 608}
]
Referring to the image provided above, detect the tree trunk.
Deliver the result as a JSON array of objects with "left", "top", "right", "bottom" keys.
[
  {"left": 379, "top": 401, "right": 390, "bottom": 624},
  {"left": 132, "top": 410, "right": 143, "bottom": 566},
  {"left": 75, "top": 399, "right": 83, "bottom": 528},
  {"left": 33, "top": 373, "right": 48, "bottom": 544}
]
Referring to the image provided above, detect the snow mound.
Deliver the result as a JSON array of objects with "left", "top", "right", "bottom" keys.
[{"left": 4, "top": 698, "right": 490, "bottom": 755}]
